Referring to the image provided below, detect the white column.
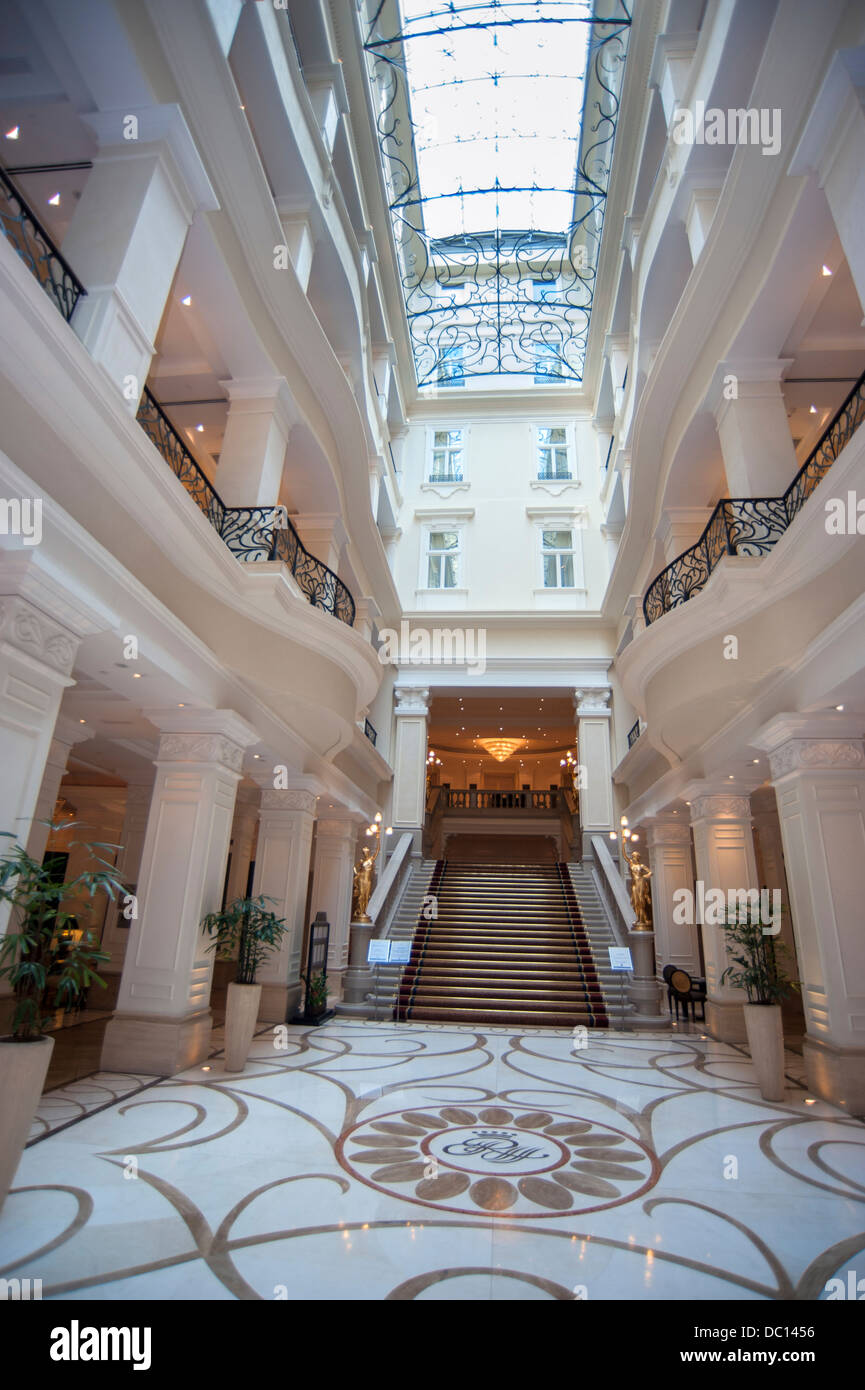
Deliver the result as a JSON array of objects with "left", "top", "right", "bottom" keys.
[
  {"left": 756, "top": 715, "right": 865, "bottom": 1113},
  {"left": 649, "top": 30, "right": 699, "bottom": 125},
  {"left": 750, "top": 787, "right": 799, "bottom": 986},
  {"left": 790, "top": 52, "right": 865, "bottom": 322},
  {"left": 0, "top": 557, "right": 100, "bottom": 941},
  {"left": 101, "top": 710, "right": 258, "bottom": 1075},
  {"left": 25, "top": 715, "right": 92, "bottom": 863},
  {"left": 575, "top": 688, "right": 614, "bottom": 853},
  {"left": 711, "top": 359, "right": 798, "bottom": 497},
  {"left": 310, "top": 818, "right": 358, "bottom": 987},
  {"left": 275, "top": 206, "right": 315, "bottom": 293},
  {"left": 304, "top": 63, "right": 350, "bottom": 157},
  {"left": 62, "top": 105, "right": 217, "bottom": 404},
  {"left": 685, "top": 185, "right": 723, "bottom": 263},
  {"left": 100, "top": 779, "right": 155, "bottom": 988},
  {"left": 686, "top": 785, "right": 761, "bottom": 1043},
  {"left": 391, "top": 686, "right": 430, "bottom": 840},
  {"left": 655, "top": 507, "right": 714, "bottom": 566},
  {"left": 252, "top": 788, "right": 317, "bottom": 1021},
  {"left": 644, "top": 814, "right": 700, "bottom": 977},
  {"left": 215, "top": 378, "right": 295, "bottom": 506}
]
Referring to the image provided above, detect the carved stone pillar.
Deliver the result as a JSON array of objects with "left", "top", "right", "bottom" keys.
[
  {"left": 575, "top": 688, "right": 614, "bottom": 854},
  {"left": 644, "top": 814, "right": 700, "bottom": 977},
  {"left": 251, "top": 788, "right": 317, "bottom": 1021},
  {"left": 391, "top": 686, "right": 430, "bottom": 844}
]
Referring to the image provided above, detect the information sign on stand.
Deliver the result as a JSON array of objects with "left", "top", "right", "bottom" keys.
[
  {"left": 367, "top": 940, "right": 391, "bottom": 964},
  {"left": 608, "top": 946, "right": 632, "bottom": 1030}
]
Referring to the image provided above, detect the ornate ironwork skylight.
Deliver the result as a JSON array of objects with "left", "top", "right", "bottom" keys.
[{"left": 365, "top": 1, "right": 631, "bottom": 387}]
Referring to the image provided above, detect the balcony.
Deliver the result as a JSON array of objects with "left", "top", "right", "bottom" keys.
[
  {"left": 643, "top": 367, "right": 865, "bottom": 625},
  {"left": 0, "top": 165, "right": 85, "bottom": 322},
  {"left": 136, "top": 388, "right": 355, "bottom": 626},
  {"left": 443, "top": 789, "right": 563, "bottom": 812}
]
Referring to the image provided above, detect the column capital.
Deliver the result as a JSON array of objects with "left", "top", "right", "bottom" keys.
[
  {"left": 685, "top": 788, "right": 753, "bottom": 822},
  {"left": 708, "top": 358, "right": 794, "bottom": 419},
  {"left": 0, "top": 594, "right": 79, "bottom": 678},
  {"left": 260, "top": 788, "right": 318, "bottom": 816},
  {"left": 145, "top": 707, "right": 260, "bottom": 745},
  {"left": 315, "top": 816, "right": 363, "bottom": 841},
  {"left": 753, "top": 711, "right": 865, "bottom": 777},
  {"left": 574, "top": 687, "right": 611, "bottom": 717},
  {"left": 643, "top": 813, "right": 691, "bottom": 848},
  {"left": 395, "top": 685, "right": 430, "bottom": 716},
  {"left": 218, "top": 376, "right": 298, "bottom": 435}
]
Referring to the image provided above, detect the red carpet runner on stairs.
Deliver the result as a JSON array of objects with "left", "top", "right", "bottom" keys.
[{"left": 395, "top": 861, "right": 608, "bottom": 1028}]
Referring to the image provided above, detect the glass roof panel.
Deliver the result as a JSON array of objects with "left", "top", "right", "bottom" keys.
[{"left": 365, "top": 1, "right": 632, "bottom": 387}]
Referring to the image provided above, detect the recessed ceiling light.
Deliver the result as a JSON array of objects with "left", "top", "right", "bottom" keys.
[
  {"left": 5, "top": 126, "right": 19, "bottom": 140},
  {"left": 821, "top": 264, "right": 832, "bottom": 276},
  {"left": 201, "top": 1065, "right": 211, "bottom": 1072},
  {"left": 79, "top": 718, "right": 86, "bottom": 724},
  {"left": 133, "top": 672, "right": 142, "bottom": 678},
  {"left": 181, "top": 295, "right": 192, "bottom": 306},
  {"left": 48, "top": 192, "right": 60, "bottom": 206},
  {"left": 809, "top": 404, "right": 817, "bottom": 414},
  {"left": 253, "top": 754, "right": 261, "bottom": 759},
  {"left": 178, "top": 703, "right": 185, "bottom": 707},
  {"left": 752, "top": 758, "right": 759, "bottom": 764},
  {"left": 804, "top": 1097, "right": 816, "bottom": 1105},
  {"left": 835, "top": 704, "right": 845, "bottom": 711},
  {"left": 728, "top": 774, "right": 734, "bottom": 780},
  {"left": 195, "top": 423, "right": 204, "bottom": 432}
]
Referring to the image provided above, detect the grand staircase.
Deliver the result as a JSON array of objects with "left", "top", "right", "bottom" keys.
[{"left": 394, "top": 860, "right": 611, "bottom": 1028}]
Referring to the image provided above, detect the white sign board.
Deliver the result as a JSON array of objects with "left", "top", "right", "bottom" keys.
[
  {"left": 389, "top": 941, "right": 412, "bottom": 964},
  {"left": 608, "top": 947, "right": 633, "bottom": 972},
  {"left": 367, "top": 940, "right": 391, "bottom": 964}
]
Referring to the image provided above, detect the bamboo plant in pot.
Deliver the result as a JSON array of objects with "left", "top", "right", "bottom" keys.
[
  {"left": 0, "top": 827, "right": 122, "bottom": 1212},
  {"left": 721, "top": 907, "right": 797, "bottom": 1102},
  {"left": 202, "top": 896, "right": 289, "bottom": 1072}
]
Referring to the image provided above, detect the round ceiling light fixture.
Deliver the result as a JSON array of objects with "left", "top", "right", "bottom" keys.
[{"left": 477, "top": 737, "right": 526, "bottom": 762}]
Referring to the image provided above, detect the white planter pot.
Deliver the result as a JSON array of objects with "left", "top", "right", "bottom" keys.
[
  {"left": 743, "top": 1003, "right": 785, "bottom": 1101},
  {"left": 224, "top": 982, "right": 262, "bottom": 1072},
  {"left": 0, "top": 1034, "right": 55, "bottom": 1212}
]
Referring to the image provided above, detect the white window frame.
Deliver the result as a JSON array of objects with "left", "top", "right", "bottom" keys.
[
  {"left": 535, "top": 424, "right": 573, "bottom": 481},
  {"left": 423, "top": 525, "right": 463, "bottom": 591},
  {"left": 540, "top": 526, "right": 577, "bottom": 589},
  {"left": 427, "top": 425, "right": 468, "bottom": 484},
  {"left": 527, "top": 507, "right": 587, "bottom": 599}
]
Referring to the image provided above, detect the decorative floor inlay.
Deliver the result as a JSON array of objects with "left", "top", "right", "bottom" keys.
[{"left": 1, "top": 1023, "right": 863, "bottom": 1301}]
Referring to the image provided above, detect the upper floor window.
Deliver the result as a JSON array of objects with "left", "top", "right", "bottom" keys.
[
  {"left": 532, "top": 277, "right": 560, "bottom": 304},
  {"left": 534, "top": 343, "right": 560, "bottom": 385},
  {"left": 542, "top": 528, "right": 575, "bottom": 588},
  {"left": 537, "top": 427, "right": 571, "bottom": 480},
  {"left": 427, "top": 529, "right": 461, "bottom": 588},
  {"left": 430, "top": 429, "right": 464, "bottom": 482},
  {"left": 438, "top": 344, "right": 465, "bottom": 387}
]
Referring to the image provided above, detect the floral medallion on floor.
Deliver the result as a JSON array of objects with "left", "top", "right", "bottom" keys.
[{"left": 338, "top": 1102, "right": 657, "bottom": 1216}]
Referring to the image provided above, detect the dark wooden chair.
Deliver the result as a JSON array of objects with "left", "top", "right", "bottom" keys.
[
  {"left": 670, "top": 968, "right": 707, "bottom": 1022},
  {"left": 662, "top": 964, "right": 677, "bottom": 1014}
]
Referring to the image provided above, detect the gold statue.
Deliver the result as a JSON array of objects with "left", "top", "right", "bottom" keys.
[
  {"left": 351, "top": 844, "right": 377, "bottom": 923},
  {"left": 624, "top": 843, "right": 653, "bottom": 931}
]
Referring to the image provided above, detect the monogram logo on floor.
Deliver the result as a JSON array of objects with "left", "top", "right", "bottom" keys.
[{"left": 339, "top": 1104, "right": 656, "bottom": 1216}]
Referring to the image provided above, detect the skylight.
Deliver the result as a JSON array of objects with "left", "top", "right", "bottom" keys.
[{"left": 365, "top": 1, "right": 631, "bottom": 387}]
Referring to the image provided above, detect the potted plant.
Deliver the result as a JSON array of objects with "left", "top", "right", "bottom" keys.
[
  {"left": 0, "top": 826, "right": 122, "bottom": 1212},
  {"left": 300, "top": 967, "right": 330, "bottom": 1022},
  {"left": 202, "top": 896, "right": 289, "bottom": 1072},
  {"left": 721, "top": 907, "right": 798, "bottom": 1101}
]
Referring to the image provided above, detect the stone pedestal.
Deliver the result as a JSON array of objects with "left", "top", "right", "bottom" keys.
[
  {"left": 686, "top": 785, "right": 760, "bottom": 1043},
  {"left": 338, "top": 921, "right": 376, "bottom": 1018},
  {"left": 101, "top": 710, "right": 258, "bottom": 1075},
  {"left": 626, "top": 930, "right": 668, "bottom": 1030}
]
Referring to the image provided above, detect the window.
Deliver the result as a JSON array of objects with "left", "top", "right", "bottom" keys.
[
  {"left": 532, "top": 277, "right": 560, "bottom": 304},
  {"left": 426, "top": 529, "right": 460, "bottom": 588},
  {"left": 542, "top": 529, "right": 575, "bottom": 588},
  {"left": 430, "top": 429, "right": 464, "bottom": 482},
  {"left": 537, "top": 427, "right": 571, "bottom": 480},
  {"left": 438, "top": 344, "right": 465, "bottom": 387}
]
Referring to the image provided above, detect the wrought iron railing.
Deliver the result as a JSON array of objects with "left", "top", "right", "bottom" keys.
[
  {"left": 364, "top": 718, "right": 377, "bottom": 746},
  {"left": 643, "top": 367, "right": 865, "bottom": 625},
  {"left": 136, "top": 388, "right": 355, "bottom": 626},
  {"left": 627, "top": 719, "right": 641, "bottom": 748},
  {"left": 0, "top": 165, "right": 86, "bottom": 321},
  {"left": 445, "top": 789, "right": 559, "bottom": 811}
]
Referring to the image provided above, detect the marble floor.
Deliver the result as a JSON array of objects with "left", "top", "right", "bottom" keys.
[{"left": 2, "top": 1022, "right": 863, "bottom": 1301}]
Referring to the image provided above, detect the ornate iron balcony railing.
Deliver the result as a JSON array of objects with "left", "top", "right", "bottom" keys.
[
  {"left": 136, "top": 388, "right": 355, "bottom": 627},
  {"left": 643, "top": 366, "right": 865, "bottom": 625},
  {"left": 0, "top": 165, "right": 86, "bottom": 321},
  {"left": 627, "top": 719, "right": 641, "bottom": 748}
]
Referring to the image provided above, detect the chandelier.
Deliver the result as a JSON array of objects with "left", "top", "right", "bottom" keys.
[{"left": 477, "top": 737, "right": 526, "bottom": 763}]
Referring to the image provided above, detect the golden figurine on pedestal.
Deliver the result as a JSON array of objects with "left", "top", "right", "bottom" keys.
[
  {"left": 351, "top": 812, "right": 393, "bottom": 924},
  {"left": 623, "top": 842, "right": 653, "bottom": 931}
]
